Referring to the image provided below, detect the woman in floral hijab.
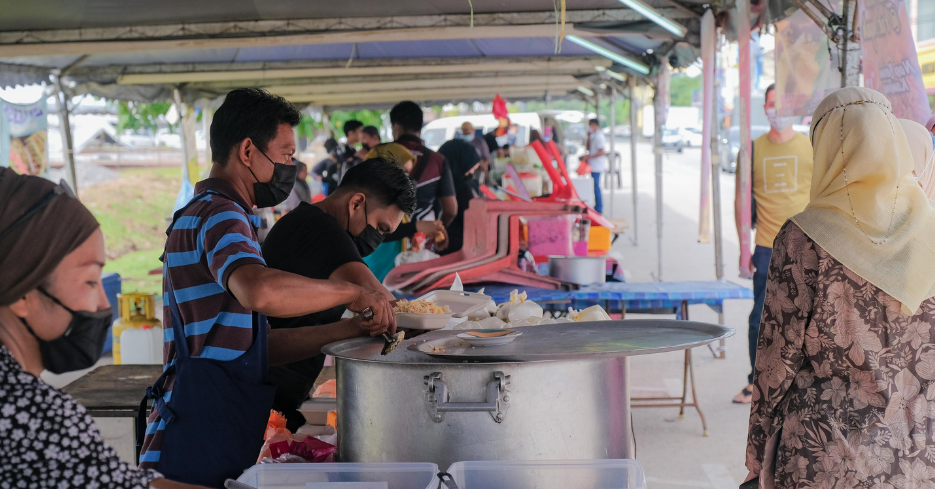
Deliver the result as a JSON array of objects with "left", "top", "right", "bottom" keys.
[{"left": 744, "top": 87, "right": 935, "bottom": 488}]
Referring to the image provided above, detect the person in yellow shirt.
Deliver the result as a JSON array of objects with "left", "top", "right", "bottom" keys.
[{"left": 733, "top": 84, "right": 813, "bottom": 404}]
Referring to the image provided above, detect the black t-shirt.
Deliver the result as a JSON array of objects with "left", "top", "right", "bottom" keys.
[
  {"left": 263, "top": 202, "right": 363, "bottom": 329},
  {"left": 261, "top": 202, "right": 363, "bottom": 431}
]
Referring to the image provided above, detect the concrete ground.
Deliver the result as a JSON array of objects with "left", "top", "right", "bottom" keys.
[{"left": 601, "top": 138, "right": 753, "bottom": 488}]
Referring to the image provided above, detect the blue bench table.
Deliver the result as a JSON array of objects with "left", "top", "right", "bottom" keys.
[{"left": 465, "top": 280, "right": 753, "bottom": 436}]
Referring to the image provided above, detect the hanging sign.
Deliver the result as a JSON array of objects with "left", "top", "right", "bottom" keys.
[
  {"left": 774, "top": 3, "right": 843, "bottom": 117},
  {"left": 860, "top": 0, "right": 930, "bottom": 123},
  {"left": 0, "top": 98, "right": 49, "bottom": 176}
]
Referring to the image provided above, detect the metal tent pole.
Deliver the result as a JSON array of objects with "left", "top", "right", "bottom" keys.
[
  {"left": 202, "top": 100, "right": 213, "bottom": 166},
  {"left": 702, "top": 9, "right": 722, "bottom": 279},
  {"left": 709, "top": 30, "right": 724, "bottom": 282},
  {"left": 174, "top": 88, "right": 200, "bottom": 188},
  {"left": 653, "top": 66, "right": 668, "bottom": 282},
  {"left": 737, "top": 0, "right": 754, "bottom": 279},
  {"left": 629, "top": 76, "right": 639, "bottom": 245},
  {"left": 608, "top": 86, "right": 617, "bottom": 218},
  {"left": 52, "top": 75, "right": 77, "bottom": 195}
]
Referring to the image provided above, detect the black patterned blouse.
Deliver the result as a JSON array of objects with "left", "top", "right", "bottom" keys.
[{"left": 0, "top": 345, "right": 162, "bottom": 488}]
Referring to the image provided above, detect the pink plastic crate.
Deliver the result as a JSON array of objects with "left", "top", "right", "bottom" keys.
[{"left": 526, "top": 214, "right": 575, "bottom": 257}]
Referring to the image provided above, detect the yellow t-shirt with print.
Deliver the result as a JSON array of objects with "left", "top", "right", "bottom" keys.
[{"left": 750, "top": 132, "right": 813, "bottom": 248}]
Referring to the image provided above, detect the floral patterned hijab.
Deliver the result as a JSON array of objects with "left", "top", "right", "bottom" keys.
[{"left": 791, "top": 87, "right": 935, "bottom": 316}]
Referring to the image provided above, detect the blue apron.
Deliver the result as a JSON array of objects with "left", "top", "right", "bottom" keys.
[{"left": 138, "top": 192, "right": 276, "bottom": 487}]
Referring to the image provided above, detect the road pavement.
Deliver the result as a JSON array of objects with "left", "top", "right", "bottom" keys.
[{"left": 605, "top": 138, "right": 754, "bottom": 488}]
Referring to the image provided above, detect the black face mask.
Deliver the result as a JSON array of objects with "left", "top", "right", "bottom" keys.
[
  {"left": 346, "top": 200, "right": 384, "bottom": 257},
  {"left": 249, "top": 148, "right": 297, "bottom": 208},
  {"left": 20, "top": 288, "right": 113, "bottom": 374}
]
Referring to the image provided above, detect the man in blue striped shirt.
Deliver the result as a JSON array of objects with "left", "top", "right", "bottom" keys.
[{"left": 139, "top": 89, "right": 395, "bottom": 480}]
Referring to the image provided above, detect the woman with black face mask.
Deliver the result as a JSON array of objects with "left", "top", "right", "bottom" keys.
[{"left": 0, "top": 169, "right": 209, "bottom": 488}]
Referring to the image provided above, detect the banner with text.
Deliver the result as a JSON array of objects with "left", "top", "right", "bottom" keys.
[
  {"left": 0, "top": 98, "right": 49, "bottom": 176},
  {"left": 860, "top": 0, "right": 930, "bottom": 124}
]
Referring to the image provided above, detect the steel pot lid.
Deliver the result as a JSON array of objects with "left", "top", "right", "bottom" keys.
[{"left": 322, "top": 319, "right": 734, "bottom": 364}]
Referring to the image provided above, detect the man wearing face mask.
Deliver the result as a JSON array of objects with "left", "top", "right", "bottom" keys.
[
  {"left": 138, "top": 89, "right": 395, "bottom": 486},
  {"left": 461, "top": 121, "right": 491, "bottom": 178},
  {"left": 732, "top": 83, "right": 813, "bottom": 405},
  {"left": 0, "top": 169, "right": 210, "bottom": 488},
  {"left": 261, "top": 158, "right": 416, "bottom": 431}
]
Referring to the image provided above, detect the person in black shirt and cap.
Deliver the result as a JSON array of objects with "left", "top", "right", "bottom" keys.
[
  {"left": 438, "top": 138, "right": 483, "bottom": 254},
  {"left": 261, "top": 158, "right": 417, "bottom": 431},
  {"left": 357, "top": 125, "right": 381, "bottom": 158}
]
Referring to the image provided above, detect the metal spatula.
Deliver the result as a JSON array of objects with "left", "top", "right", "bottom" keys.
[{"left": 362, "top": 306, "right": 405, "bottom": 355}]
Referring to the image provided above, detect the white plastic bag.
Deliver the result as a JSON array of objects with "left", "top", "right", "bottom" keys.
[
  {"left": 395, "top": 249, "right": 440, "bottom": 266},
  {"left": 454, "top": 316, "right": 508, "bottom": 330},
  {"left": 495, "top": 290, "right": 544, "bottom": 323},
  {"left": 512, "top": 316, "right": 544, "bottom": 328},
  {"left": 570, "top": 305, "right": 612, "bottom": 322},
  {"left": 477, "top": 287, "right": 498, "bottom": 316}
]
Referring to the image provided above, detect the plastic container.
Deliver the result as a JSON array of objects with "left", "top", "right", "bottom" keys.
[
  {"left": 395, "top": 312, "right": 454, "bottom": 330},
  {"left": 526, "top": 214, "right": 575, "bottom": 257},
  {"left": 112, "top": 293, "right": 161, "bottom": 364},
  {"left": 443, "top": 460, "right": 646, "bottom": 489},
  {"left": 412, "top": 290, "right": 492, "bottom": 319},
  {"left": 236, "top": 462, "right": 439, "bottom": 489},
  {"left": 297, "top": 398, "right": 337, "bottom": 426},
  {"left": 588, "top": 225, "right": 613, "bottom": 252},
  {"left": 119, "top": 325, "right": 163, "bottom": 364},
  {"left": 501, "top": 172, "right": 544, "bottom": 197}
]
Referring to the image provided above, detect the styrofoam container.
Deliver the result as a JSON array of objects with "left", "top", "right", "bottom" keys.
[
  {"left": 297, "top": 398, "right": 337, "bottom": 426},
  {"left": 442, "top": 459, "right": 646, "bottom": 489},
  {"left": 412, "top": 290, "right": 492, "bottom": 319},
  {"left": 395, "top": 290, "right": 491, "bottom": 330},
  {"left": 395, "top": 312, "right": 454, "bottom": 330},
  {"left": 236, "top": 462, "right": 439, "bottom": 489}
]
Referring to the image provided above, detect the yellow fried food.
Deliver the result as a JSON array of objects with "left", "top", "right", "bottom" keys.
[{"left": 394, "top": 299, "right": 451, "bottom": 314}]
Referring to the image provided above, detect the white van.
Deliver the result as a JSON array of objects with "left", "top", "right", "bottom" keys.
[{"left": 420, "top": 112, "right": 543, "bottom": 151}]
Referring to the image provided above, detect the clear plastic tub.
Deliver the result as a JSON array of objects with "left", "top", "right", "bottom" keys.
[
  {"left": 236, "top": 462, "right": 439, "bottom": 489},
  {"left": 442, "top": 460, "right": 646, "bottom": 489}
]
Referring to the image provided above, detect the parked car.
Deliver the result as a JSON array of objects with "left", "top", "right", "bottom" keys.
[
  {"left": 661, "top": 127, "right": 685, "bottom": 152},
  {"left": 683, "top": 127, "right": 704, "bottom": 147}
]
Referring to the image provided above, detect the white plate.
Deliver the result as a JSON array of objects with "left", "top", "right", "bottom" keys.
[{"left": 456, "top": 330, "right": 522, "bottom": 347}]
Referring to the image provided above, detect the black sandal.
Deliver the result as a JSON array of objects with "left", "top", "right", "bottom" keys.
[{"left": 733, "top": 387, "right": 754, "bottom": 404}]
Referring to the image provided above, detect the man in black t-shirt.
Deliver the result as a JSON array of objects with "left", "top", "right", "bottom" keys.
[{"left": 262, "top": 159, "right": 417, "bottom": 431}]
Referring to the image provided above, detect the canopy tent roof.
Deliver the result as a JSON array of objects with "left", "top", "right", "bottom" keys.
[{"left": 0, "top": 0, "right": 714, "bottom": 108}]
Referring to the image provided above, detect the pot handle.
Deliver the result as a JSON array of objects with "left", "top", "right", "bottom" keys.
[{"left": 424, "top": 371, "right": 510, "bottom": 423}]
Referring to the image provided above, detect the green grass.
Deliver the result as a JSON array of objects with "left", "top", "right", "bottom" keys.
[
  {"left": 104, "top": 248, "right": 163, "bottom": 295},
  {"left": 85, "top": 167, "right": 180, "bottom": 296}
]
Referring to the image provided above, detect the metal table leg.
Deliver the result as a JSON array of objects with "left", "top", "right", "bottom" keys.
[{"left": 630, "top": 300, "right": 709, "bottom": 436}]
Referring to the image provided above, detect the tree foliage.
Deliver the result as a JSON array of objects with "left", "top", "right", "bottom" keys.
[
  {"left": 115, "top": 101, "right": 174, "bottom": 133},
  {"left": 669, "top": 75, "right": 701, "bottom": 107},
  {"left": 328, "top": 110, "right": 386, "bottom": 136}
]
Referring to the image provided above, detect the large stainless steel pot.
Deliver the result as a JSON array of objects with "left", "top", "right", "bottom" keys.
[{"left": 322, "top": 320, "right": 731, "bottom": 469}]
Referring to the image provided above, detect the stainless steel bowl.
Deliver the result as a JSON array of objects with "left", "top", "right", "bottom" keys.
[{"left": 548, "top": 256, "right": 606, "bottom": 285}]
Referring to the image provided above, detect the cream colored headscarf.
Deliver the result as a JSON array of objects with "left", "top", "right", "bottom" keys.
[
  {"left": 791, "top": 87, "right": 935, "bottom": 316},
  {"left": 899, "top": 118, "right": 935, "bottom": 200}
]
